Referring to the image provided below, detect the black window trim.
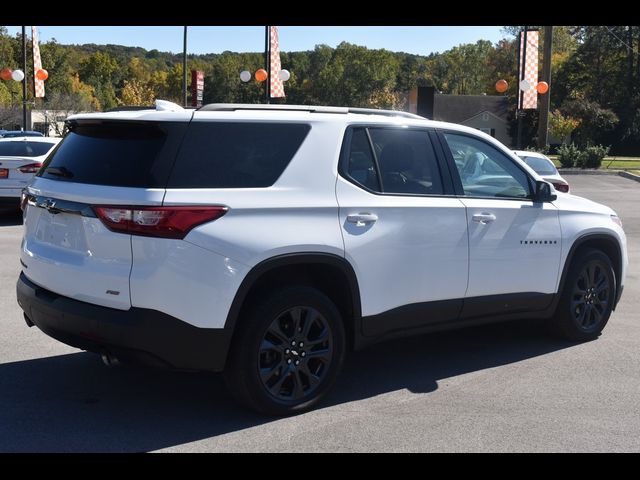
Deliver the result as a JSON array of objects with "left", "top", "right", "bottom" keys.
[
  {"left": 338, "top": 124, "right": 457, "bottom": 198},
  {"left": 364, "top": 127, "right": 384, "bottom": 192},
  {"left": 434, "top": 128, "right": 537, "bottom": 202}
]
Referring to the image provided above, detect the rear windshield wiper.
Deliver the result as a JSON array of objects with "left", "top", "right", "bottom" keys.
[{"left": 43, "top": 166, "right": 74, "bottom": 178}]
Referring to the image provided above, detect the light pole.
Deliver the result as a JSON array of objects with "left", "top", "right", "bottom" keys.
[
  {"left": 537, "top": 26, "right": 553, "bottom": 149},
  {"left": 182, "top": 26, "right": 188, "bottom": 107},
  {"left": 21, "top": 25, "right": 27, "bottom": 132}
]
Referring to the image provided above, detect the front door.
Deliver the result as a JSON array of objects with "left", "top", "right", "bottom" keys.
[{"left": 439, "top": 131, "right": 562, "bottom": 318}]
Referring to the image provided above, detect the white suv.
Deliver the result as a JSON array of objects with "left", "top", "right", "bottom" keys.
[{"left": 16, "top": 102, "right": 627, "bottom": 415}]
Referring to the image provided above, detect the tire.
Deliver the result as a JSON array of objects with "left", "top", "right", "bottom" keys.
[
  {"left": 551, "top": 248, "right": 616, "bottom": 342},
  {"left": 224, "top": 286, "right": 346, "bottom": 416}
]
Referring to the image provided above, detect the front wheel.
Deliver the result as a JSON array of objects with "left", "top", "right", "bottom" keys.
[
  {"left": 551, "top": 248, "right": 616, "bottom": 342},
  {"left": 224, "top": 286, "right": 346, "bottom": 415}
]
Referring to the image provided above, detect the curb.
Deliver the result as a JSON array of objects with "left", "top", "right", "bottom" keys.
[
  {"left": 558, "top": 169, "right": 640, "bottom": 183},
  {"left": 559, "top": 169, "right": 617, "bottom": 175},
  {"left": 618, "top": 171, "right": 640, "bottom": 183}
]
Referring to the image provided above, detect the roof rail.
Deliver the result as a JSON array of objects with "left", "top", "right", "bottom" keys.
[
  {"left": 198, "top": 103, "right": 424, "bottom": 119},
  {"left": 104, "top": 106, "right": 154, "bottom": 112},
  {"left": 199, "top": 103, "right": 348, "bottom": 114},
  {"left": 347, "top": 107, "right": 424, "bottom": 120}
]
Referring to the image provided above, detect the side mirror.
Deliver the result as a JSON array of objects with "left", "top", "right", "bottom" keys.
[{"left": 534, "top": 180, "right": 557, "bottom": 202}]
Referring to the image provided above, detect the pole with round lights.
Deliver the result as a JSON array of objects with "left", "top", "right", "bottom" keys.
[
  {"left": 1, "top": 26, "right": 50, "bottom": 131},
  {"left": 239, "top": 68, "right": 290, "bottom": 102}
]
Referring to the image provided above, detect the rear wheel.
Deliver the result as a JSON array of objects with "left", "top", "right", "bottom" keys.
[
  {"left": 224, "top": 286, "right": 345, "bottom": 415},
  {"left": 552, "top": 248, "right": 615, "bottom": 341}
]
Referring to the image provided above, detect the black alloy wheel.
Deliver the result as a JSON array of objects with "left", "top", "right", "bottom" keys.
[
  {"left": 552, "top": 248, "right": 615, "bottom": 341},
  {"left": 224, "top": 286, "right": 345, "bottom": 415},
  {"left": 571, "top": 261, "right": 611, "bottom": 332},
  {"left": 258, "top": 306, "right": 332, "bottom": 402}
]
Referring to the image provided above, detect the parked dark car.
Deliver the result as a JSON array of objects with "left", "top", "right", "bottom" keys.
[{"left": 1, "top": 131, "right": 44, "bottom": 138}]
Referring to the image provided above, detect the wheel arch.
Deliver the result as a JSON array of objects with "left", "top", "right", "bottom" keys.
[
  {"left": 224, "top": 253, "right": 362, "bottom": 352},
  {"left": 559, "top": 233, "right": 623, "bottom": 310}
]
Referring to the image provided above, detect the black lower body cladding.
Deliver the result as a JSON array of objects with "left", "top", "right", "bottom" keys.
[{"left": 16, "top": 272, "right": 232, "bottom": 371}]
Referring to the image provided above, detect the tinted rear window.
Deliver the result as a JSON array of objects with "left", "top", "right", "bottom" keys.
[
  {"left": 0, "top": 141, "right": 57, "bottom": 157},
  {"left": 38, "top": 121, "right": 187, "bottom": 187},
  {"left": 168, "top": 122, "right": 310, "bottom": 188},
  {"left": 522, "top": 156, "right": 557, "bottom": 175}
]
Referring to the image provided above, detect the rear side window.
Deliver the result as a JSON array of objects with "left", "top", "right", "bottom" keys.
[
  {"left": 168, "top": 122, "right": 310, "bottom": 188},
  {"left": 347, "top": 129, "right": 380, "bottom": 191},
  {"left": 38, "top": 121, "right": 187, "bottom": 188},
  {"left": 341, "top": 126, "right": 444, "bottom": 196},
  {"left": 369, "top": 128, "right": 443, "bottom": 195},
  {"left": 0, "top": 141, "right": 57, "bottom": 157}
]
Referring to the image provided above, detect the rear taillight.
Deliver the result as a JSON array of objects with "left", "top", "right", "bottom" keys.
[
  {"left": 553, "top": 182, "right": 569, "bottom": 193},
  {"left": 18, "top": 162, "right": 43, "bottom": 174},
  {"left": 93, "top": 206, "right": 228, "bottom": 239}
]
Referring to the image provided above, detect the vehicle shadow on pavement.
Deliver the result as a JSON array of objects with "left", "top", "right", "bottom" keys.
[
  {"left": 0, "top": 319, "right": 574, "bottom": 452},
  {"left": 0, "top": 210, "right": 22, "bottom": 226}
]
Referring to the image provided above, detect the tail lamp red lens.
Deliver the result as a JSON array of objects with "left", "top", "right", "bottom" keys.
[
  {"left": 18, "top": 162, "right": 43, "bottom": 174},
  {"left": 93, "top": 205, "right": 228, "bottom": 239},
  {"left": 553, "top": 183, "right": 570, "bottom": 193}
]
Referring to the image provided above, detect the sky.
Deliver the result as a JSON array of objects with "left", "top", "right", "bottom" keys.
[{"left": 4, "top": 26, "right": 507, "bottom": 56}]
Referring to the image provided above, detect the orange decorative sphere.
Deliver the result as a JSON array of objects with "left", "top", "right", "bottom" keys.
[
  {"left": 0, "top": 68, "right": 12, "bottom": 81},
  {"left": 536, "top": 81, "right": 549, "bottom": 94},
  {"left": 255, "top": 68, "right": 268, "bottom": 82},
  {"left": 495, "top": 79, "right": 508, "bottom": 93},
  {"left": 36, "top": 68, "right": 48, "bottom": 81}
]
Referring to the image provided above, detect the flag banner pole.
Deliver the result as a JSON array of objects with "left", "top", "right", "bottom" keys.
[{"left": 269, "top": 26, "right": 285, "bottom": 99}]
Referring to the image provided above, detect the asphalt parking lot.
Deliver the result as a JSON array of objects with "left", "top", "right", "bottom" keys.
[{"left": 0, "top": 174, "right": 638, "bottom": 452}]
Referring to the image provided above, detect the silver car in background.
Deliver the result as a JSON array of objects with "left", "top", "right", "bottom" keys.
[
  {"left": 514, "top": 150, "right": 570, "bottom": 193},
  {"left": 0, "top": 136, "right": 61, "bottom": 209}
]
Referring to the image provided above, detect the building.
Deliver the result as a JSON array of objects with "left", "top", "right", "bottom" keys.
[
  {"left": 30, "top": 110, "right": 70, "bottom": 137},
  {"left": 407, "top": 87, "right": 512, "bottom": 147}
]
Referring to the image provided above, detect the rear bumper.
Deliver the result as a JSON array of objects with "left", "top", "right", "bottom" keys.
[
  {"left": 0, "top": 187, "right": 24, "bottom": 199},
  {"left": 16, "top": 272, "right": 232, "bottom": 371}
]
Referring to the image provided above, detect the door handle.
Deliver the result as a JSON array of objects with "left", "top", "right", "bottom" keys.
[
  {"left": 472, "top": 213, "right": 496, "bottom": 224},
  {"left": 347, "top": 213, "right": 378, "bottom": 226}
]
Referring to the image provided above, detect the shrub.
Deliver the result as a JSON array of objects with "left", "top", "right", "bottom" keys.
[
  {"left": 557, "top": 143, "right": 581, "bottom": 168},
  {"left": 577, "top": 145, "right": 609, "bottom": 169}
]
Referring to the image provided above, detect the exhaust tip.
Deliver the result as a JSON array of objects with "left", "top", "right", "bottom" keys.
[{"left": 100, "top": 352, "right": 122, "bottom": 367}]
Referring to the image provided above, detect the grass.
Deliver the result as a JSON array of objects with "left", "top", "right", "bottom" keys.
[{"left": 548, "top": 155, "right": 640, "bottom": 170}]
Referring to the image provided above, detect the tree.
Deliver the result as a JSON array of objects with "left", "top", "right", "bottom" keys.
[
  {"left": 562, "top": 97, "right": 619, "bottom": 147},
  {"left": 41, "top": 90, "right": 96, "bottom": 136},
  {"left": 548, "top": 109, "right": 580, "bottom": 144},
  {"left": 119, "top": 79, "right": 154, "bottom": 106},
  {"left": 0, "top": 106, "right": 21, "bottom": 129},
  {"left": 78, "top": 51, "right": 119, "bottom": 110}
]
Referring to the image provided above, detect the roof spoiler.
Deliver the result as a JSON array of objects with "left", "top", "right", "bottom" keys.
[{"left": 155, "top": 100, "right": 185, "bottom": 112}]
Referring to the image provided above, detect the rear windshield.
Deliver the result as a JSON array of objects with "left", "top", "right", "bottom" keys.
[
  {"left": 0, "top": 141, "right": 57, "bottom": 157},
  {"left": 168, "top": 122, "right": 311, "bottom": 188},
  {"left": 522, "top": 156, "right": 557, "bottom": 175},
  {"left": 38, "top": 121, "right": 187, "bottom": 187}
]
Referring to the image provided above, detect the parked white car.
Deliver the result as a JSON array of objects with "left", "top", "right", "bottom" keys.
[
  {"left": 0, "top": 136, "right": 60, "bottom": 209},
  {"left": 17, "top": 102, "right": 627, "bottom": 414},
  {"left": 514, "top": 150, "right": 570, "bottom": 192}
]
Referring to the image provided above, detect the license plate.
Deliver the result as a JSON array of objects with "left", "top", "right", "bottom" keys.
[{"left": 0, "top": 168, "right": 8, "bottom": 179}]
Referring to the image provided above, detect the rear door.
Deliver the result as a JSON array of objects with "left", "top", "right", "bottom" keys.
[
  {"left": 21, "top": 119, "right": 188, "bottom": 310},
  {"left": 336, "top": 126, "right": 468, "bottom": 337}
]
